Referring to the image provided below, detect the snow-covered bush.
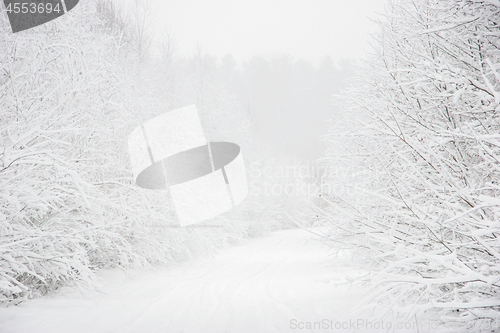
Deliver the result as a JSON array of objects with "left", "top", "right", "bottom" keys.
[
  {"left": 0, "top": 0, "right": 257, "bottom": 304},
  {"left": 318, "top": 0, "right": 500, "bottom": 329}
]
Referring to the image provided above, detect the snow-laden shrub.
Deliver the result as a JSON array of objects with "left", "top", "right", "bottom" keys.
[
  {"left": 318, "top": 0, "right": 500, "bottom": 329},
  {"left": 0, "top": 0, "right": 254, "bottom": 304}
]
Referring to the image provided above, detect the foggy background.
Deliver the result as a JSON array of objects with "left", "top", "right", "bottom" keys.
[
  {"left": 114, "top": 0, "right": 386, "bottom": 161},
  {"left": 3, "top": 1, "right": 499, "bottom": 330}
]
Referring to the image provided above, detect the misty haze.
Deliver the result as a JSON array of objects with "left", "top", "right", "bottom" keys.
[{"left": 1, "top": 1, "right": 499, "bottom": 332}]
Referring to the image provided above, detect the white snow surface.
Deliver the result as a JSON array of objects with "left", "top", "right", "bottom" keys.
[{"left": 0, "top": 228, "right": 369, "bottom": 333}]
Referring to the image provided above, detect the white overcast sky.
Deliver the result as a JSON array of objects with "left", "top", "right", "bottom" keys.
[{"left": 127, "top": 0, "right": 388, "bottom": 65}]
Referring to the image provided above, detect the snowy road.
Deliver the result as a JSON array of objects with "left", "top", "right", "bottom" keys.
[{"left": 0, "top": 229, "right": 368, "bottom": 333}]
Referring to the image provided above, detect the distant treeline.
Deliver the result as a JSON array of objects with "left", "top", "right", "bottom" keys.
[{"left": 179, "top": 54, "right": 355, "bottom": 160}]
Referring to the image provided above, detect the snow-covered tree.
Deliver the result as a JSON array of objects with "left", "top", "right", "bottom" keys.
[
  {"left": 319, "top": 0, "right": 500, "bottom": 328},
  {"left": 0, "top": 0, "right": 261, "bottom": 304}
]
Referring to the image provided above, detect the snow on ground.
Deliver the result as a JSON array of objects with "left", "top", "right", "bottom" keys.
[{"left": 0, "top": 228, "right": 371, "bottom": 333}]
